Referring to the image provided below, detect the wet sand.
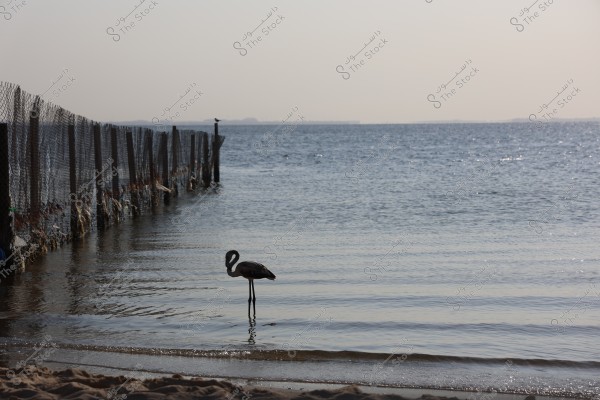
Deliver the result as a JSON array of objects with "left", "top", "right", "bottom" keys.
[{"left": 0, "top": 366, "right": 541, "bottom": 400}]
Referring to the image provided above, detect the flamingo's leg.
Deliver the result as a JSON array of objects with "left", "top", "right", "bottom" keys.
[
  {"left": 248, "top": 280, "right": 252, "bottom": 316},
  {"left": 248, "top": 280, "right": 252, "bottom": 303},
  {"left": 252, "top": 280, "right": 256, "bottom": 315}
]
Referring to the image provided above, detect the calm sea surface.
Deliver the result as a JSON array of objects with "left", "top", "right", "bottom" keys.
[{"left": 1, "top": 123, "right": 599, "bottom": 397}]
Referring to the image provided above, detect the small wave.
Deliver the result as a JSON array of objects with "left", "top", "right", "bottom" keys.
[{"left": 2, "top": 341, "right": 599, "bottom": 369}]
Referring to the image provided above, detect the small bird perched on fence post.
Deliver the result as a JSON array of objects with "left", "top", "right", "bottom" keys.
[{"left": 225, "top": 250, "right": 276, "bottom": 316}]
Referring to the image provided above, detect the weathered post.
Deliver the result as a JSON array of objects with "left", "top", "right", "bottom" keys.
[
  {"left": 171, "top": 126, "right": 179, "bottom": 197},
  {"left": 147, "top": 130, "right": 158, "bottom": 208},
  {"left": 202, "top": 132, "right": 210, "bottom": 188},
  {"left": 93, "top": 123, "right": 105, "bottom": 229},
  {"left": 213, "top": 122, "right": 220, "bottom": 183},
  {"left": 68, "top": 124, "right": 78, "bottom": 239},
  {"left": 126, "top": 130, "right": 140, "bottom": 216},
  {"left": 29, "top": 103, "right": 40, "bottom": 222},
  {"left": 189, "top": 133, "right": 196, "bottom": 191},
  {"left": 161, "top": 132, "right": 170, "bottom": 204},
  {"left": 0, "top": 123, "right": 13, "bottom": 270},
  {"left": 11, "top": 87, "right": 20, "bottom": 163},
  {"left": 110, "top": 126, "right": 120, "bottom": 201},
  {"left": 196, "top": 132, "right": 202, "bottom": 182}
]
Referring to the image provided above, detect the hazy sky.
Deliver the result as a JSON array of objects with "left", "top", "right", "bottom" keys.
[{"left": 1, "top": 1, "right": 599, "bottom": 124}]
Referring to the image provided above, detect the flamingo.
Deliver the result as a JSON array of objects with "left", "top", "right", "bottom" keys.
[{"left": 225, "top": 250, "right": 275, "bottom": 314}]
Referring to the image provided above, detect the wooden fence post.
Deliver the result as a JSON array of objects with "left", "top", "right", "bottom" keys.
[
  {"left": 93, "top": 123, "right": 105, "bottom": 229},
  {"left": 189, "top": 134, "right": 196, "bottom": 191},
  {"left": 110, "top": 126, "right": 119, "bottom": 200},
  {"left": 0, "top": 123, "right": 13, "bottom": 269},
  {"left": 161, "top": 132, "right": 170, "bottom": 204},
  {"left": 126, "top": 130, "right": 140, "bottom": 216},
  {"left": 68, "top": 124, "right": 78, "bottom": 239},
  {"left": 29, "top": 103, "right": 40, "bottom": 223},
  {"left": 202, "top": 132, "right": 210, "bottom": 188},
  {"left": 171, "top": 126, "right": 179, "bottom": 197},
  {"left": 213, "top": 122, "right": 220, "bottom": 183},
  {"left": 147, "top": 130, "right": 157, "bottom": 208},
  {"left": 11, "top": 87, "right": 20, "bottom": 164},
  {"left": 197, "top": 131, "right": 202, "bottom": 180}
]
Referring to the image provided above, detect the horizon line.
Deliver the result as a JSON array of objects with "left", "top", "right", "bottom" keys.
[{"left": 111, "top": 117, "right": 600, "bottom": 126}]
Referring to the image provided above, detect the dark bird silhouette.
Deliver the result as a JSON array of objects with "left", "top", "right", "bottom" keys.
[
  {"left": 226, "top": 250, "right": 275, "bottom": 315},
  {"left": 214, "top": 118, "right": 221, "bottom": 123}
]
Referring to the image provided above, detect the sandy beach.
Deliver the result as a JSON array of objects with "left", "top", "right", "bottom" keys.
[
  {"left": 0, "top": 366, "right": 537, "bottom": 400},
  {"left": 2, "top": 2, "right": 599, "bottom": 397}
]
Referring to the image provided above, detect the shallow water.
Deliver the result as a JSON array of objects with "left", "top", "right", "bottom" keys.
[{"left": 1, "top": 122, "right": 599, "bottom": 396}]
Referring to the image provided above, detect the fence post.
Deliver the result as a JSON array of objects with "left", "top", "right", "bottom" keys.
[
  {"left": 126, "top": 130, "right": 140, "bottom": 216},
  {"left": 171, "top": 126, "right": 179, "bottom": 197},
  {"left": 197, "top": 131, "right": 202, "bottom": 180},
  {"left": 213, "top": 122, "right": 220, "bottom": 183},
  {"left": 147, "top": 130, "right": 157, "bottom": 208},
  {"left": 29, "top": 103, "right": 40, "bottom": 223},
  {"left": 161, "top": 132, "right": 170, "bottom": 204},
  {"left": 11, "top": 87, "right": 20, "bottom": 163},
  {"left": 68, "top": 124, "right": 78, "bottom": 240},
  {"left": 202, "top": 132, "right": 210, "bottom": 188},
  {"left": 0, "top": 123, "right": 13, "bottom": 270},
  {"left": 110, "top": 126, "right": 120, "bottom": 201},
  {"left": 189, "top": 134, "right": 196, "bottom": 191},
  {"left": 93, "top": 123, "right": 105, "bottom": 229}
]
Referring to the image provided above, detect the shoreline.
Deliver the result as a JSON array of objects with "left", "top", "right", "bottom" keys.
[
  {"left": 0, "top": 366, "right": 559, "bottom": 400},
  {"left": 1, "top": 344, "right": 596, "bottom": 399}
]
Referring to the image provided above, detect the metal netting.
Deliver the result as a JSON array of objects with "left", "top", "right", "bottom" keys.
[{"left": 0, "top": 82, "right": 215, "bottom": 261}]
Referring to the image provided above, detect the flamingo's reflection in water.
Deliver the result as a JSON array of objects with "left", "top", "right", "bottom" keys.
[{"left": 247, "top": 316, "right": 256, "bottom": 344}]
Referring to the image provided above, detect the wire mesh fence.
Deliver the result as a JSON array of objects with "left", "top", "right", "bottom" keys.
[{"left": 0, "top": 82, "right": 221, "bottom": 273}]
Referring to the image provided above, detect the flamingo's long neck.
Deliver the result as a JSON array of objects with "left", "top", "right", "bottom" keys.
[{"left": 226, "top": 251, "right": 241, "bottom": 277}]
